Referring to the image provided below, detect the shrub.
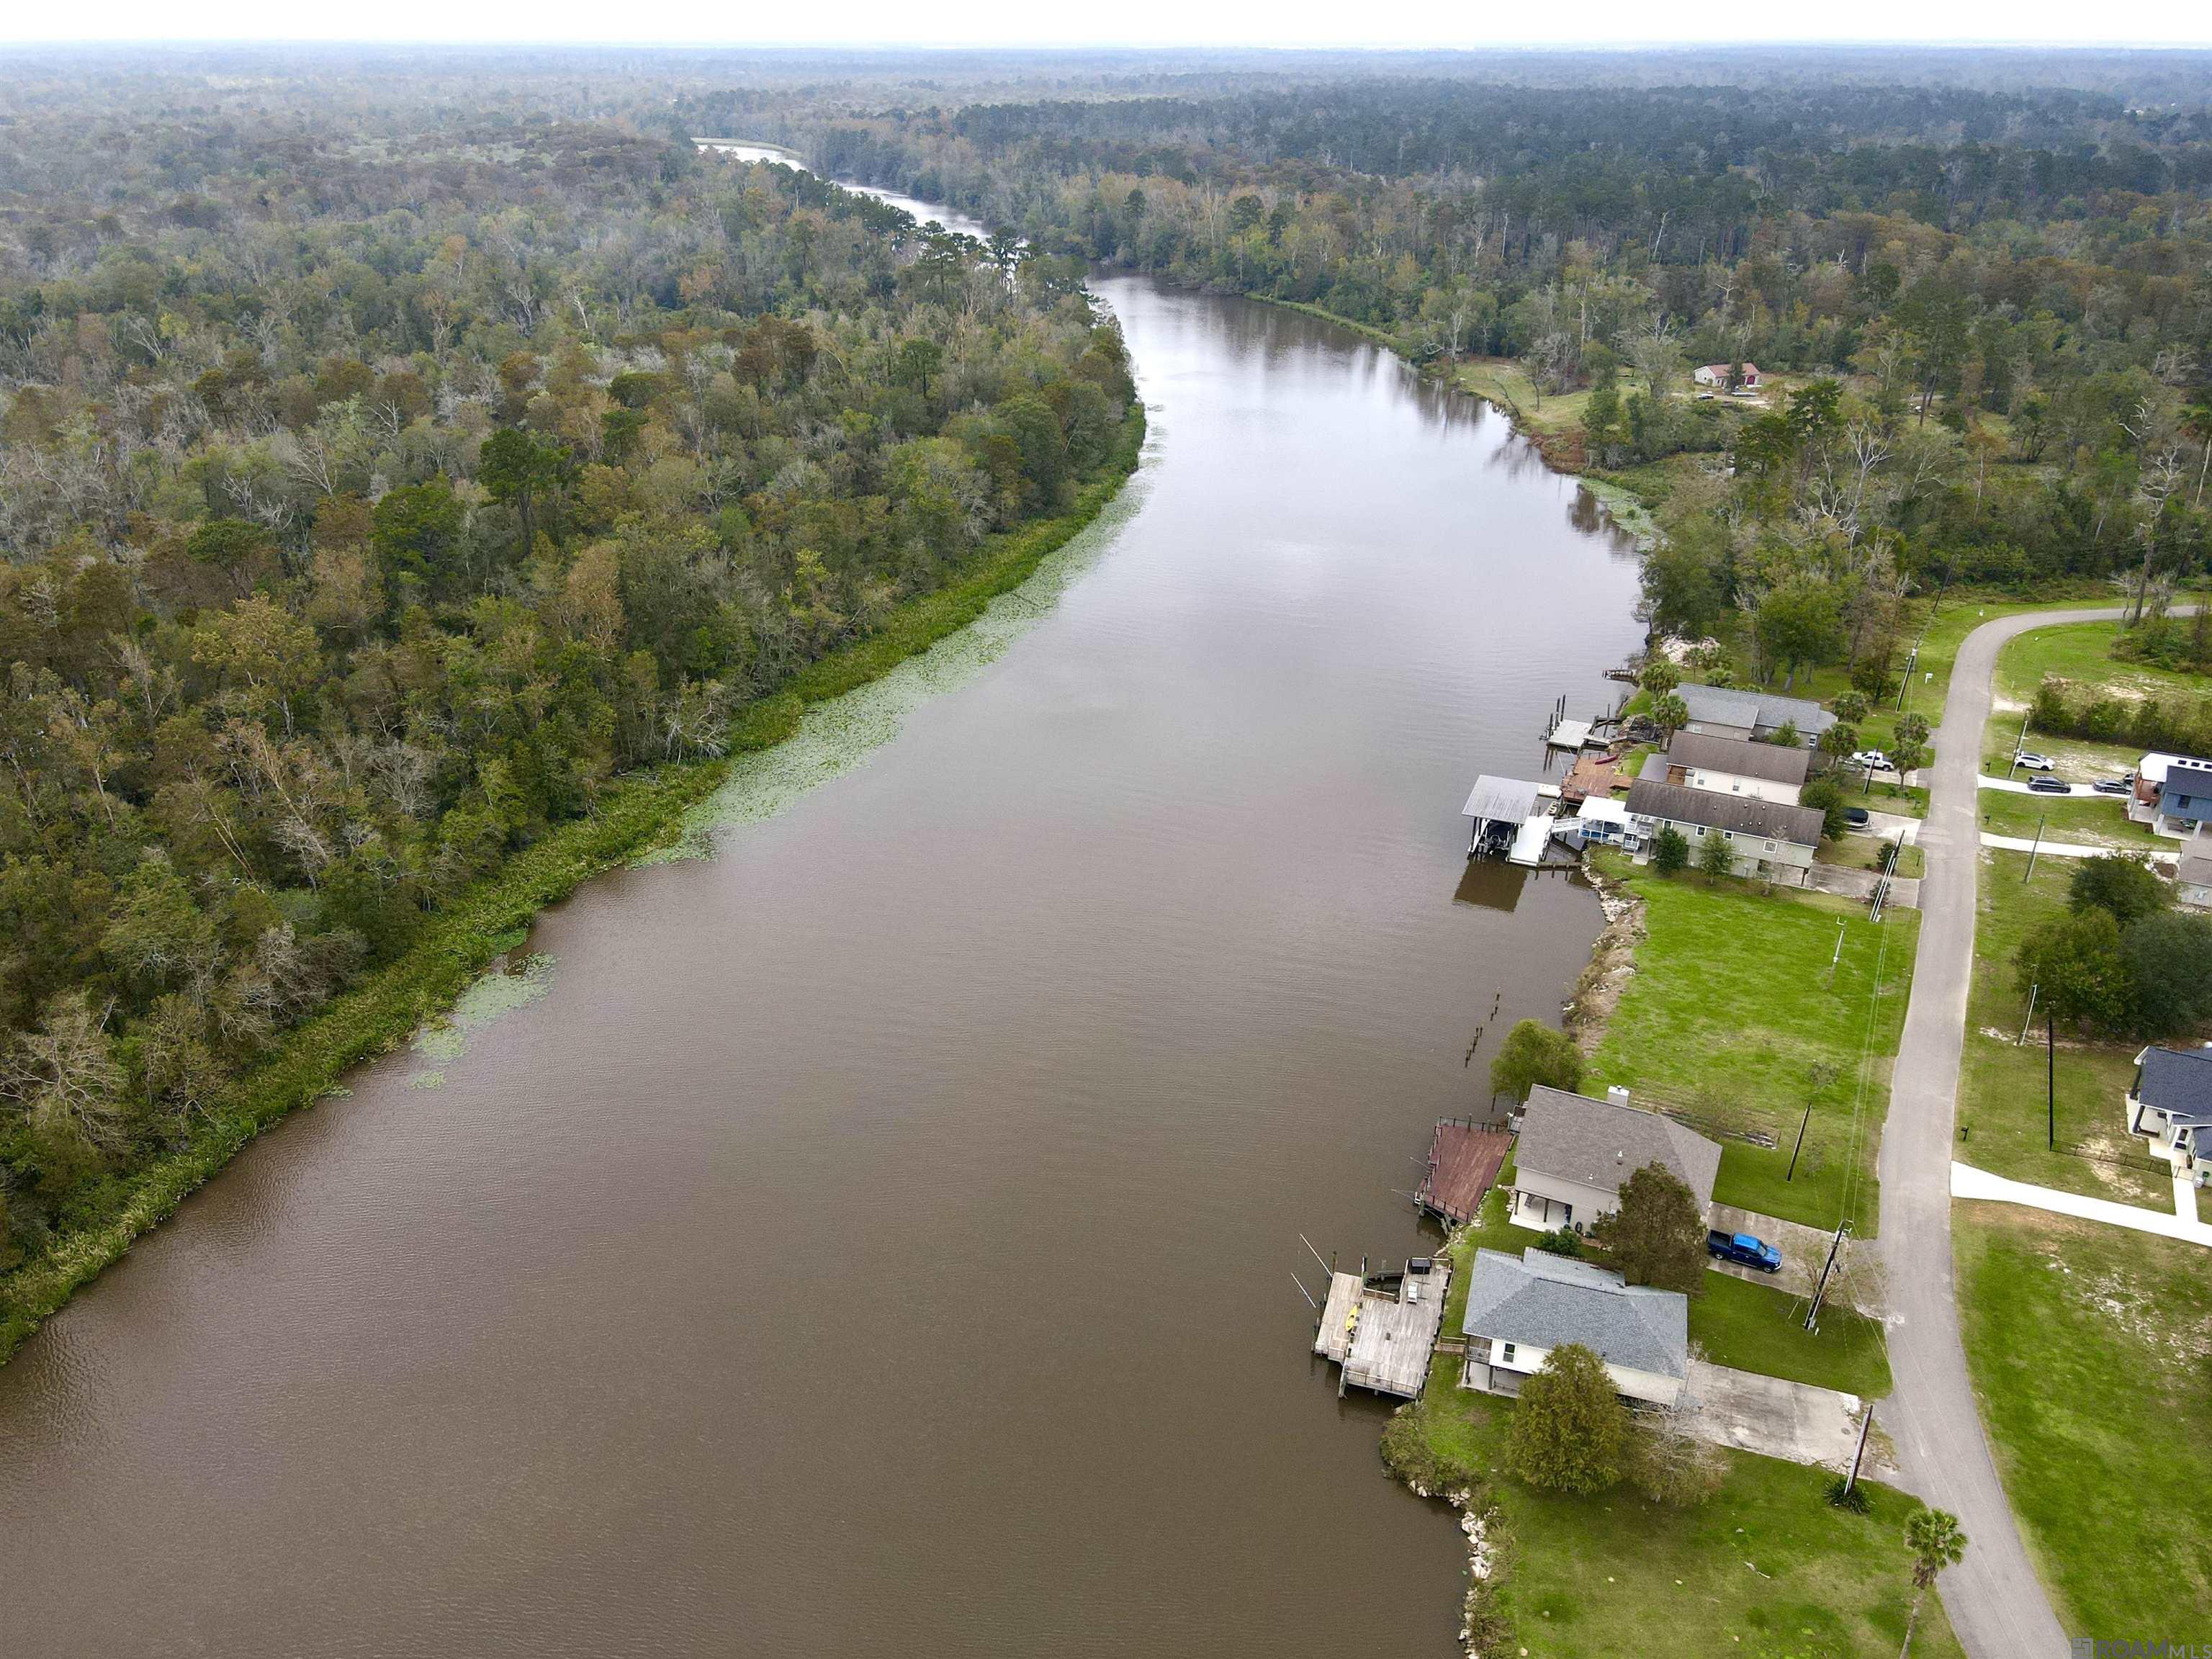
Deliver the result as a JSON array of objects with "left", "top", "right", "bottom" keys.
[
  {"left": 1825, "top": 1473, "right": 1873, "bottom": 1513},
  {"left": 1380, "top": 1408, "right": 1481, "bottom": 1501},
  {"left": 1650, "top": 824, "right": 1691, "bottom": 875},
  {"left": 1508, "top": 1343, "right": 1629, "bottom": 1493},
  {"left": 1490, "top": 1017, "right": 1586, "bottom": 1105},
  {"left": 1534, "top": 1226, "right": 1584, "bottom": 1258}
]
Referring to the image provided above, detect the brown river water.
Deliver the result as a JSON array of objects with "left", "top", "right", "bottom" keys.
[{"left": 0, "top": 256, "right": 1643, "bottom": 1655}]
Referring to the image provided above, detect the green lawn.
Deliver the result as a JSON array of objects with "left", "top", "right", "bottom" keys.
[
  {"left": 1972, "top": 788, "right": 2168, "bottom": 851},
  {"left": 1394, "top": 1220, "right": 1955, "bottom": 1659},
  {"left": 1992, "top": 619, "right": 2212, "bottom": 714},
  {"left": 1955, "top": 850, "right": 2167, "bottom": 1208},
  {"left": 1587, "top": 855, "right": 1920, "bottom": 1233},
  {"left": 1955, "top": 1203, "right": 2212, "bottom": 1636},
  {"left": 1689, "top": 1272, "right": 1892, "bottom": 1399}
]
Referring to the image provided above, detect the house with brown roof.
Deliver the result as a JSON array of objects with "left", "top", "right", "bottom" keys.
[{"left": 1663, "top": 732, "right": 1810, "bottom": 805}]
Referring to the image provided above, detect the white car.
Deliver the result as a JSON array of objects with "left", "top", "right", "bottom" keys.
[
  {"left": 1850, "top": 750, "right": 1892, "bottom": 771},
  {"left": 2015, "top": 752, "right": 2056, "bottom": 771}
]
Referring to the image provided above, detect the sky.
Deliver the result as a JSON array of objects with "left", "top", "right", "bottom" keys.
[{"left": 4, "top": 0, "right": 2211, "bottom": 48}]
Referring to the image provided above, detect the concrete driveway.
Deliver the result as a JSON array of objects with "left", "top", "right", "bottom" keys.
[
  {"left": 1807, "top": 860, "right": 1921, "bottom": 909},
  {"left": 1708, "top": 1204, "right": 1861, "bottom": 1307},
  {"left": 1680, "top": 1360, "right": 1889, "bottom": 1475}
]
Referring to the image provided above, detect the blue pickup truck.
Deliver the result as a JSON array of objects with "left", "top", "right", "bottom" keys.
[{"left": 1707, "top": 1230, "right": 1783, "bottom": 1272}]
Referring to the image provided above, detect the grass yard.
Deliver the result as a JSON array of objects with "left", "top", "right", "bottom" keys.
[
  {"left": 1992, "top": 619, "right": 2212, "bottom": 714},
  {"left": 1955, "top": 1204, "right": 2212, "bottom": 1636},
  {"left": 1972, "top": 788, "right": 2168, "bottom": 851},
  {"left": 1689, "top": 1272, "right": 1892, "bottom": 1399},
  {"left": 1586, "top": 855, "right": 1919, "bottom": 1234},
  {"left": 1955, "top": 850, "right": 2168, "bottom": 1208},
  {"left": 1393, "top": 1215, "right": 1953, "bottom": 1659}
]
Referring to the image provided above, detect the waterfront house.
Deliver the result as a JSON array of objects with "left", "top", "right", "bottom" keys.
[
  {"left": 1662, "top": 731, "right": 1809, "bottom": 805},
  {"left": 1624, "top": 777, "right": 1825, "bottom": 885},
  {"left": 1674, "top": 683, "right": 1835, "bottom": 747},
  {"left": 2126, "top": 1044, "right": 2212, "bottom": 1189},
  {"left": 1507, "top": 1084, "right": 1722, "bottom": 1233},
  {"left": 1458, "top": 1246, "right": 1689, "bottom": 1407}
]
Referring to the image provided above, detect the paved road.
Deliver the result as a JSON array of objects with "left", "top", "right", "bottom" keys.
[{"left": 1876, "top": 607, "right": 2141, "bottom": 1659}]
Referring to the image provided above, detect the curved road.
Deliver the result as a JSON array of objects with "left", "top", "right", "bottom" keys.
[{"left": 1878, "top": 606, "right": 2142, "bottom": 1658}]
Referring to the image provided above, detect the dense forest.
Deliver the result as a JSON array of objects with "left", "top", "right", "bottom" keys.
[
  {"left": 741, "top": 70, "right": 2212, "bottom": 666},
  {"left": 0, "top": 68, "right": 1138, "bottom": 1282}
]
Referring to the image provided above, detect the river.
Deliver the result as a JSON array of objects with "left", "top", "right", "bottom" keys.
[{"left": 0, "top": 178, "right": 1645, "bottom": 1655}]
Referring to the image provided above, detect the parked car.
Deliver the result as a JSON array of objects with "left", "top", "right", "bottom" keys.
[
  {"left": 1850, "top": 750, "right": 1892, "bottom": 771},
  {"left": 1707, "top": 1231, "right": 1783, "bottom": 1272},
  {"left": 2028, "top": 776, "right": 2072, "bottom": 795},
  {"left": 1843, "top": 806, "right": 1871, "bottom": 829},
  {"left": 2015, "top": 752, "right": 2056, "bottom": 771},
  {"left": 2094, "top": 778, "right": 2131, "bottom": 796}
]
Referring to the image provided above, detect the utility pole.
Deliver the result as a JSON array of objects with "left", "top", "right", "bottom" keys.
[
  {"left": 2047, "top": 1010, "right": 2057, "bottom": 1151},
  {"left": 1804, "top": 1218, "right": 1850, "bottom": 1332},
  {"left": 2008, "top": 710, "right": 2032, "bottom": 778},
  {"left": 1825, "top": 918, "right": 1845, "bottom": 987},
  {"left": 2017, "top": 982, "right": 2039, "bottom": 1046},
  {"left": 1843, "top": 1403, "right": 1876, "bottom": 1498},
  {"left": 2025, "top": 814, "right": 2046, "bottom": 883},
  {"left": 1786, "top": 1102, "right": 1813, "bottom": 1181}
]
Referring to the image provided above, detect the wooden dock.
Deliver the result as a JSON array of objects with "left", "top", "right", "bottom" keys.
[
  {"left": 1313, "top": 1260, "right": 1454, "bottom": 1398},
  {"left": 1414, "top": 1119, "right": 1512, "bottom": 1226}
]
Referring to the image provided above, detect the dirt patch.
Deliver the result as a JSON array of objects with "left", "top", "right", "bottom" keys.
[{"left": 1565, "top": 855, "right": 1646, "bottom": 1053}]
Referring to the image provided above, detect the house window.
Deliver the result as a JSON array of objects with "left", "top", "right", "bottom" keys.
[
  {"left": 1501, "top": 1342, "right": 1517, "bottom": 1366},
  {"left": 1723, "top": 830, "right": 1735, "bottom": 841},
  {"left": 1562, "top": 1203, "right": 1573, "bottom": 1224},
  {"left": 1765, "top": 839, "right": 1776, "bottom": 850}
]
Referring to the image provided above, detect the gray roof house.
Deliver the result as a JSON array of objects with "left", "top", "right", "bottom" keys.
[
  {"left": 1624, "top": 777, "right": 1827, "bottom": 886},
  {"left": 1675, "top": 684, "right": 1836, "bottom": 747},
  {"left": 2128, "top": 1044, "right": 2212, "bottom": 1188},
  {"left": 1508, "top": 1084, "right": 1724, "bottom": 1234},
  {"left": 2177, "top": 840, "right": 2212, "bottom": 910},
  {"left": 1663, "top": 732, "right": 1812, "bottom": 804},
  {"left": 1459, "top": 1246, "right": 1689, "bottom": 1406},
  {"left": 2153, "top": 761, "right": 2212, "bottom": 837}
]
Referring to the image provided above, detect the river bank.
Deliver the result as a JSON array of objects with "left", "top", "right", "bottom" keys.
[{"left": 0, "top": 409, "right": 1146, "bottom": 1367}]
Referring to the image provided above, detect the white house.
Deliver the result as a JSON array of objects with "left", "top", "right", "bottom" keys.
[
  {"left": 1691, "top": 362, "right": 1761, "bottom": 392},
  {"left": 1508, "top": 1084, "right": 1723, "bottom": 1233},
  {"left": 2127, "top": 1044, "right": 2212, "bottom": 1189},
  {"left": 1662, "top": 731, "right": 1809, "bottom": 805},
  {"left": 1624, "top": 777, "right": 1825, "bottom": 885},
  {"left": 1459, "top": 1246, "right": 1689, "bottom": 1408}
]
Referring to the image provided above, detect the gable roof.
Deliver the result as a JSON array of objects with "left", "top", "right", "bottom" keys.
[
  {"left": 1460, "top": 1247, "right": 1689, "bottom": 1380},
  {"left": 2162, "top": 763, "right": 2212, "bottom": 811},
  {"left": 1676, "top": 683, "right": 1836, "bottom": 741},
  {"left": 1462, "top": 774, "right": 1543, "bottom": 824},
  {"left": 1625, "top": 778, "right": 1827, "bottom": 848},
  {"left": 1665, "top": 732, "right": 1812, "bottom": 788},
  {"left": 1514, "top": 1084, "right": 1722, "bottom": 1210},
  {"left": 2137, "top": 1046, "right": 2212, "bottom": 1129}
]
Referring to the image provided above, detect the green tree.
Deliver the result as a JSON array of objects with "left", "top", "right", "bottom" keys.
[
  {"left": 1508, "top": 1343, "right": 1629, "bottom": 1494},
  {"left": 1832, "top": 691, "right": 1870, "bottom": 724},
  {"left": 2016, "top": 907, "right": 2131, "bottom": 1034},
  {"left": 477, "top": 426, "right": 567, "bottom": 554},
  {"left": 1899, "top": 1509, "right": 1968, "bottom": 1658},
  {"left": 1651, "top": 692, "right": 1690, "bottom": 741},
  {"left": 1592, "top": 1162, "right": 1707, "bottom": 1293},
  {"left": 1755, "top": 577, "right": 1843, "bottom": 688},
  {"left": 370, "top": 475, "right": 467, "bottom": 593},
  {"left": 1817, "top": 721, "right": 1859, "bottom": 765},
  {"left": 2120, "top": 912, "right": 2212, "bottom": 1037},
  {"left": 1640, "top": 658, "right": 1681, "bottom": 698},
  {"left": 1800, "top": 776, "right": 1850, "bottom": 842},
  {"left": 1650, "top": 824, "right": 1690, "bottom": 876},
  {"left": 2068, "top": 854, "right": 2168, "bottom": 928},
  {"left": 1489, "top": 1017, "right": 1585, "bottom": 1104},
  {"left": 1696, "top": 827, "right": 1737, "bottom": 881}
]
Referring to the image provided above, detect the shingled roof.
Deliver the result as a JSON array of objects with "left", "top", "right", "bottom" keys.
[
  {"left": 1676, "top": 683, "right": 1836, "bottom": 741},
  {"left": 1665, "top": 731, "right": 1812, "bottom": 788},
  {"left": 1625, "top": 778, "right": 1827, "bottom": 848},
  {"left": 1515, "top": 1085, "right": 1722, "bottom": 1210},
  {"left": 2136, "top": 1046, "right": 2212, "bottom": 1130},
  {"left": 1460, "top": 1248, "right": 1689, "bottom": 1380}
]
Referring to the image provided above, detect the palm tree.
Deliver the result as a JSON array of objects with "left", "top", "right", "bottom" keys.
[{"left": 1899, "top": 1508, "right": 1967, "bottom": 1658}]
